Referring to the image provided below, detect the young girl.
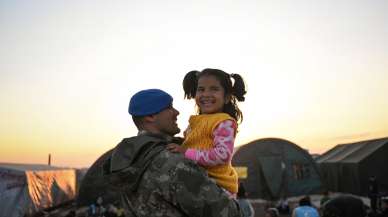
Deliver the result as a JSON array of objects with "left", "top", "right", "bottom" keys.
[{"left": 167, "top": 68, "right": 247, "bottom": 197}]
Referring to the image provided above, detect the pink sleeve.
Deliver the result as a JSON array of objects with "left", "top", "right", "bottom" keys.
[{"left": 184, "top": 120, "right": 237, "bottom": 167}]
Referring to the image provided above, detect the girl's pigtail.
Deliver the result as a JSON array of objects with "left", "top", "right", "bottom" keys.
[
  {"left": 231, "top": 73, "right": 247, "bottom": 102},
  {"left": 183, "top": 70, "right": 199, "bottom": 99}
]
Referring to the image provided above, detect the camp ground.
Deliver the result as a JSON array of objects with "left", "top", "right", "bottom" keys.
[{"left": 2, "top": 137, "right": 388, "bottom": 216}]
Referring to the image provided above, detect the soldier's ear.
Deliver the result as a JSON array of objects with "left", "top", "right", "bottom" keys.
[{"left": 144, "top": 115, "right": 156, "bottom": 123}]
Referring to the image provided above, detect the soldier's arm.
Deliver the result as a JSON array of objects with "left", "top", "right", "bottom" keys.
[{"left": 169, "top": 159, "right": 242, "bottom": 217}]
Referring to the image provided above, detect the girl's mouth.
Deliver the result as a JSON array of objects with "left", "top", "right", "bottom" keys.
[{"left": 200, "top": 99, "right": 214, "bottom": 106}]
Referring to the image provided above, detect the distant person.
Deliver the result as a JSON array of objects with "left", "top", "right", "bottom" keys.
[
  {"left": 277, "top": 196, "right": 290, "bottom": 214},
  {"left": 265, "top": 208, "right": 280, "bottom": 217},
  {"left": 377, "top": 197, "right": 388, "bottom": 217},
  {"left": 320, "top": 191, "right": 331, "bottom": 207},
  {"left": 236, "top": 182, "right": 255, "bottom": 217},
  {"left": 105, "top": 204, "right": 119, "bottom": 217},
  {"left": 321, "top": 194, "right": 366, "bottom": 217},
  {"left": 104, "top": 89, "right": 242, "bottom": 217},
  {"left": 114, "top": 202, "right": 124, "bottom": 217},
  {"left": 167, "top": 68, "right": 247, "bottom": 197},
  {"left": 369, "top": 176, "right": 379, "bottom": 213},
  {"left": 292, "top": 196, "right": 320, "bottom": 217},
  {"left": 87, "top": 196, "right": 105, "bottom": 217}
]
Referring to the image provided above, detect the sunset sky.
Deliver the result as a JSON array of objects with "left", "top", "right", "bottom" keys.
[{"left": 1, "top": 0, "right": 387, "bottom": 168}]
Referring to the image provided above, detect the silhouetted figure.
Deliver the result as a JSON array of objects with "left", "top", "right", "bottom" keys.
[
  {"left": 237, "top": 182, "right": 255, "bottom": 217},
  {"left": 377, "top": 197, "right": 388, "bottom": 217},
  {"left": 277, "top": 196, "right": 290, "bottom": 214},
  {"left": 265, "top": 208, "right": 279, "bottom": 217},
  {"left": 292, "top": 196, "right": 319, "bottom": 217},
  {"left": 87, "top": 196, "right": 105, "bottom": 217},
  {"left": 320, "top": 191, "right": 331, "bottom": 207},
  {"left": 321, "top": 194, "right": 366, "bottom": 217},
  {"left": 369, "top": 176, "right": 379, "bottom": 213}
]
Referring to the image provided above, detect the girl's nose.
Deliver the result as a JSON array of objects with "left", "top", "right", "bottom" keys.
[{"left": 201, "top": 89, "right": 211, "bottom": 97}]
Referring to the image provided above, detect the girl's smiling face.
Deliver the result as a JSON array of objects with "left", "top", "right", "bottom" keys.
[{"left": 195, "top": 75, "right": 230, "bottom": 114}]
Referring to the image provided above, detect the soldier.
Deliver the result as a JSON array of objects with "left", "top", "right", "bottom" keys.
[
  {"left": 321, "top": 194, "right": 366, "bottom": 217},
  {"left": 105, "top": 89, "right": 242, "bottom": 217},
  {"left": 369, "top": 176, "right": 379, "bottom": 213},
  {"left": 377, "top": 197, "right": 388, "bottom": 217}
]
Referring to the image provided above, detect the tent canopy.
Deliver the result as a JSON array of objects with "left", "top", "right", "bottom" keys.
[
  {"left": 317, "top": 137, "right": 388, "bottom": 196},
  {"left": 232, "top": 138, "right": 322, "bottom": 200},
  {"left": 0, "top": 162, "right": 76, "bottom": 217}
]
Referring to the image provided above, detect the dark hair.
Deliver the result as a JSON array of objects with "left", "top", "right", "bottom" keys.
[
  {"left": 237, "top": 182, "right": 247, "bottom": 198},
  {"left": 322, "top": 195, "right": 366, "bottom": 217},
  {"left": 183, "top": 68, "right": 247, "bottom": 123},
  {"left": 132, "top": 116, "right": 144, "bottom": 129},
  {"left": 299, "top": 196, "right": 312, "bottom": 206}
]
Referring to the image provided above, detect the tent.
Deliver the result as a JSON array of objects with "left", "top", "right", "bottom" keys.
[
  {"left": 232, "top": 138, "right": 322, "bottom": 200},
  {"left": 0, "top": 162, "right": 76, "bottom": 217},
  {"left": 316, "top": 137, "right": 388, "bottom": 196}
]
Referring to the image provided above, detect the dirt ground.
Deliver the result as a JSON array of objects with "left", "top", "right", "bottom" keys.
[{"left": 34, "top": 193, "right": 371, "bottom": 217}]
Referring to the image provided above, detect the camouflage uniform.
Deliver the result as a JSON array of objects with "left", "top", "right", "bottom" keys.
[{"left": 106, "top": 132, "right": 242, "bottom": 217}]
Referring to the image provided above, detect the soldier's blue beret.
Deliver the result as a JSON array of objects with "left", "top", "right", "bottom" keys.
[{"left": 128, "top": 89, "right": 173, "bottom": 116}]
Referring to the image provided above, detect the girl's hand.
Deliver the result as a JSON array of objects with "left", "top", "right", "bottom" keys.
[{"left": 167, "top": 143, "right": 187, "bottom": 154}]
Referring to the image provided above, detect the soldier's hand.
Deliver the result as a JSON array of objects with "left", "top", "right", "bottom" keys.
[{"left": 167, "top": 143, "right": 187, "bottom": 154}]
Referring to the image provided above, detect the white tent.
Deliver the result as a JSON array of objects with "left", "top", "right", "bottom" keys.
[{"left": 0, "top": 162, "right": 76, "bottom": 217}]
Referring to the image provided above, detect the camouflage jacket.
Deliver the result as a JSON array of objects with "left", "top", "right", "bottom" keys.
[{"left": 106, "top": 132, "right": 242, "bottom": 217}]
